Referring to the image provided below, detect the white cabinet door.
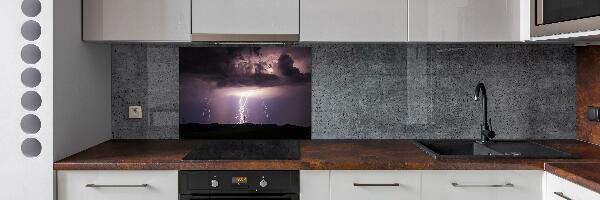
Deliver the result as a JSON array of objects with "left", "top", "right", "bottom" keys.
[
  {"left": 82, "top": 0, "right": 191, "bottom": 41},
  {"left": 545, "top": 172, "right": 600, "bottom": 200},
  {"left": 57, "top": 170, "right": 178, "bottom": 200},
  {"left": 409, "top": 0, "right": 529, "bottom": 42},
  {"left": 330, "top": 170, "right": 420, "bottom": 200},
  {"left": 191, "top": 0, "right": 299, "bottom": 41},
  {"left": 421, "top": 170, "right": 543, "bottom": 200},
  {"left": 301, "top": 170, "right": 331, "bottom": 200},
  {"left": 300, "top": 0, "right": 408, "bottom": 42}
]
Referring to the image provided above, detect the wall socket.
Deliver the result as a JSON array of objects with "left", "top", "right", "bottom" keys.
[{"left": 128, "top": 106, "right": 143, "bottom": 119}]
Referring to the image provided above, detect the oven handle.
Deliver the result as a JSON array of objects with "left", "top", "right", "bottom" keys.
[{"left": 85, "top": 184, "right": 149, "bottom": 188}]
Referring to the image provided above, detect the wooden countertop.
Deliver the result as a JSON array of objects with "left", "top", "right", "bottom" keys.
[
  {"left": 545, "top": 162, "right": 600, "bottom": 194},
  {"left": 54, "top": 139, "right": 600, "bottom": 194},
  {"left": 54, "top": 139, "right": 600, "bottom": 171}
]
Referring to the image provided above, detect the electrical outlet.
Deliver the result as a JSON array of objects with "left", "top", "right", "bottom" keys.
[{"left": 129, "top": 106, "right": 143, "bottom": 119}]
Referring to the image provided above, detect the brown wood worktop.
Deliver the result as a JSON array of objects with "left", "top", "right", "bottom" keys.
[
  {"left": 545, "top": 162, "right": 600, "bottom": 194},
  {"left": 54, "top": 139, "right": 600, "bottom": 171}
]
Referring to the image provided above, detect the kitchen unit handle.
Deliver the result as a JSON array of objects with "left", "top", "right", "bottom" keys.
[
  {"left": 451, "top": 182, "right": 514, "bottom": 188},
  {"left": 553, "top": 192, "right": 574, "bottom": 200},
  {"left": 353, "top": 183, "right": 400, "bottom": 187},
  {"left": 85, "top": 184, "right": 149, "bottom": 188}
]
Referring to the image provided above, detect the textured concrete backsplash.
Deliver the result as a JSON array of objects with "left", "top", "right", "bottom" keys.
[{"left": 112, "top": 44, "right": 576, "bottom": 139}]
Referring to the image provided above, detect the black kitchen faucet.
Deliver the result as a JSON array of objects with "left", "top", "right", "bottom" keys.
[{"left": 474, "top": 82, "right": 495, "bottom": 143}]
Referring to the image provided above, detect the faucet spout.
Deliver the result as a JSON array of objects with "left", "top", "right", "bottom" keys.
[{"left": 474, "top": 83, "right": 495, "bottom": 142}]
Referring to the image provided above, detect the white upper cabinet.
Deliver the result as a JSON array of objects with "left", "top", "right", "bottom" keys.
[
  {"left": 82, "top": 0, "right": 191, "bottom": 42},
  {"left": 300, "top": 0, "right": 408, "bottom": 42},
  {"left": 80, "top": 0, "right": 532, "bottom": 42},
  {"left": 191, "top": 0, "right": 300, "bottom": 41},
  {"left": 409, "top": 0, "right": 530, "bottom": 42}
]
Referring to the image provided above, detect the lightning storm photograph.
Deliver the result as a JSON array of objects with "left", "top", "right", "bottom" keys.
[{"left": 179, "top": 47, "right": 312, "bottom": 139}]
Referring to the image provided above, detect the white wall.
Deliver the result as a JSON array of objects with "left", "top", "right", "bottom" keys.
[
  {"left": 0, "top": 0, "right": 54, "bottom": 199},
  {"left": 53, "top": 0, "right": 112, "bottom": 161},
  {"left": 0, "top": 0, "right": 109, "bottom": 198}
]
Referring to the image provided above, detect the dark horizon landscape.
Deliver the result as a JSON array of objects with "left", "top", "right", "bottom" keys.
[{"left": 179, "top": 123, "right": 311, "bottom": 139}]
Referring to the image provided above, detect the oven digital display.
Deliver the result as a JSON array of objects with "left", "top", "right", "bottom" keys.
[{"left": 232, "top": 176, "right": 248, "bottom": 185}]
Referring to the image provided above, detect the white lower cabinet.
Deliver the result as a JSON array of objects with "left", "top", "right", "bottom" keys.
[
  {"left": 545, "top": 172, "right": 600, "bottom": 200},
  {"left": 330, "top": 170, "right": 421, "bottom": 200},
  {"left": 57, "top": 170, "right": 178, "bottom": 200},
  {"left": 421, "top": 170, "right": 543, "bottom": 200},
  {"left": 301, "top": 170, "right": 331, "bottom": 200},
  {"left": 57, "top": 170, "right": 600, "bottom": 200}
]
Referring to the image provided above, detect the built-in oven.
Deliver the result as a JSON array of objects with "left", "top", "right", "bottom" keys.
[
  {"left": 180, "top": 194, "right": 298, "bottom": 200},
  {"left": 532, "top": 0, "right": 600, "bottom": 37},
  {"left": 179, "top": 171, "right": 299, "bottom": 200}
]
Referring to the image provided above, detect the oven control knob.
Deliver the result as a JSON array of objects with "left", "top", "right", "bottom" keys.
[
  {"left": 211, "top": 180, "right": 219, "bottom": 188},
  {"left": 259, "top": 179, "right": 268, "bottom": 188}
]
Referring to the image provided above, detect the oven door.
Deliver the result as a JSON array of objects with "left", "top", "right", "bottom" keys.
[
  {"left": 532, "top": 0, "right": 600, "bottom": 37},
  {"left": 180, "top": 194, "right": 299, "bottom": 200}
]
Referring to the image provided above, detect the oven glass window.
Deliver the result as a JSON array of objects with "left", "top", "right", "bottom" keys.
[
  {"left": 182, "top": 195, "right": 298, "bottom": 200},
  {"left": 541, "top": 0, "right": 600, "bottom": 24}
]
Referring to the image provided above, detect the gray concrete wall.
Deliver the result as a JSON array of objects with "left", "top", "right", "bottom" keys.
[{"left": 111, "top": 44, "right": 576, "bottom": 139}]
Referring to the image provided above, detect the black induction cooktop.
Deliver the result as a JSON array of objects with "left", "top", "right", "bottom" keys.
[{"left": 182, "top": 140, "right": 301, "bottom": 160}]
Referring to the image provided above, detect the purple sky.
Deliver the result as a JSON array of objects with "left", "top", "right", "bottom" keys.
[{"left": 180, "top": 47, "right": 311, "bottom": 127}]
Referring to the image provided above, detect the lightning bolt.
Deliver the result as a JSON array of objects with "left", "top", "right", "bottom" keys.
[
  {"left": 202, "top": 98, "right": 212, "bottom": 122},
  {"left": 237, "top": 96, "right": 249, "bottom": 124},
  {"left": 262, "top": 100, "right": 269, "bottom": 120}
]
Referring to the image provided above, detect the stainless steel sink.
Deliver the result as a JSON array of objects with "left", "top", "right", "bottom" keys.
[{"left": 413, "top": 140, "right": 577, "bottom": 159}]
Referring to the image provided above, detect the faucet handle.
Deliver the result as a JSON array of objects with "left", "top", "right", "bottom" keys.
[
  {"left": 488, "top": 118, "right": 496, "bottom": 139},
  {"left": 488, "top": 130, "right": 496, "bottom": 140}
]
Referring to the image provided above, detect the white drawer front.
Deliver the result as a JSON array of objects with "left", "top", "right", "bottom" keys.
[
  {"left": 57, "top": 170, "right": 178, "bottom": 200},
  {"left": 330, "top": 170, "right": 421, "bottom": 200},
  {"left": 545, "top": 173, "right": 600, "bottom": 200},
  {"left": 422, "top": 170, "right": 543, "bottom": 200}
]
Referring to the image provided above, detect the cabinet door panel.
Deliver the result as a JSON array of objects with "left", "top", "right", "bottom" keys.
[
  {"left": 300, "top": 170, "right": 330, "bottom": 200},
  {"left": 83, "top": 0, "right": 191, "bottom": 41},
  {"left": 330, "top": 170, "right": 420, "bottom": 200},
  {"left": 192, "top": 0, "right": 299, "bottom": 36},
  {"left": 545, "top": 172, "right": 600, "bottom": 200},
  {"left": 300, "top": 0, "right": 408, "bottom": 42},
  {"left": 57, "top": 170, "right": 178, "bottom": 200},
  {"left": 421, "top": 170, "right": 542, "bottom": 200},
  {"left": 409, "top": 0, "right": 528, "bottom": 41}
]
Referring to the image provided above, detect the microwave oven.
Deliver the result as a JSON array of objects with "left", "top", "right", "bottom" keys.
[{"left": 532, "top": 0, "right": 600, "bottom": 37}]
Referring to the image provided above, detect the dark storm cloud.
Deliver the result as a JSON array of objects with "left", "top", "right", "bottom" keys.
[
  {"left": 180, "top": 47, "right": 240, "bottom": 75},
  {"left": 275, "top": 54, "right": 310, "bottom": 83},
  {"left": 180, "top": 47, "right": 311, "bottom": 88}
]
